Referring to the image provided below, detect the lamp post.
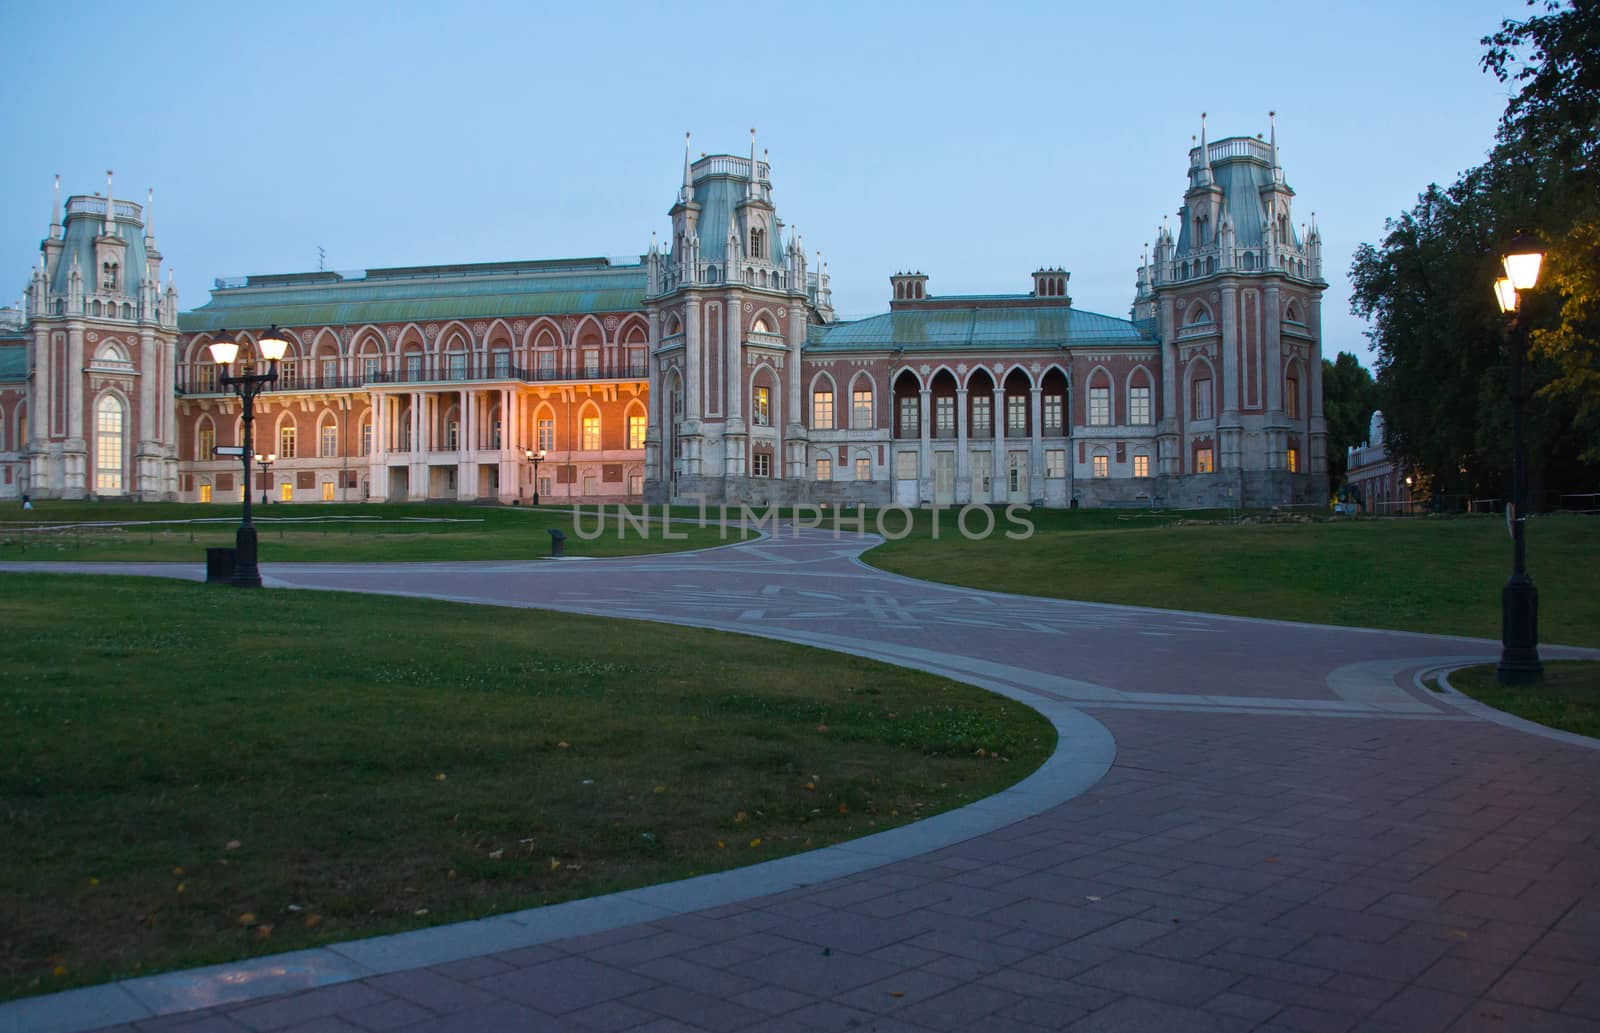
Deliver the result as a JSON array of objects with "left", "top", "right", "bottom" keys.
[
  {"left": 1492, "top": 234, "right": 1544, "bottom": 684},
  {"left": 208, "top": 326, "right": 288, "bottom": 588},
  {"left": 256, "top": 452, "right": 276, "bottom": 506},
  {"left": 525, "top": 448, "right": 546, "bottom": 505}
]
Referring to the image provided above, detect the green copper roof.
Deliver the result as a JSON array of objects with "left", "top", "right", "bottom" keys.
[
  {"left": 179, "top": 261, "right": 647, "bottom": 332},
  {"left": 0, "top": 342, "right": 27, "bottom": 380},
  {"left": 807, "top": 305, "right": 1153, "bottom": 353}
]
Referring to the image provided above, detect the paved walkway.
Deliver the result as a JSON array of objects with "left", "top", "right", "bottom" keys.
[{"left": 4, "top": 528, "right": 1598, "bottom": 1033}]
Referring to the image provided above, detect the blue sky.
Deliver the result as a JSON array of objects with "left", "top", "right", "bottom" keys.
[{"left": 3, "top": 0, "right": 1518, "bottom": 361}]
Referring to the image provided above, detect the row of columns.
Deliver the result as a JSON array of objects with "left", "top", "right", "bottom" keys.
[{"left": 912, "top": 384, "right": 1055, "bottom": 502}]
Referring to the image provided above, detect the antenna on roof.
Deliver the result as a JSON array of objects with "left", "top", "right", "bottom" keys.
[{"left": 318, "top": 245, "right": 327, "bottom": 271}]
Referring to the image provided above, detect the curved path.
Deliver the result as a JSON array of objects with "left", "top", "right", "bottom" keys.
[{"left": 4, "top": 528, "right": 1599, "bottom": 1033}]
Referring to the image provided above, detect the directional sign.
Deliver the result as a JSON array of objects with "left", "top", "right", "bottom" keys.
[{"left": 215, "top": 446, "right": 246, "bottom": 457}]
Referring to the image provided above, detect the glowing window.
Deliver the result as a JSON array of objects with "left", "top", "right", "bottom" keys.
[
  {"left": 753, "top": 386, "right": 771, "bottom": 427},
  {"left": 855, "top": 457, "right": 870, "bottom": 481},
  {"left": 816, "top": 456, "right": 832, "bottom": 481},
  {"left": 1092, "top": 454, "right": 1109, "bottom": 479},
  {"left": 852, "top": 388, "right": 873, "bottom": 428},
  {"left": 582, "top": 416, "right": 600, "bottom": 451},
  {"left": 1196, "top": 447, "right": 1215, "bottom": 473},
  {"left": 320, "top": 423, "right": 338, "bottom": 458},
  {"left": 198, "top": 426, "right": 215, "bottom": 461},
  {"left": 322, "top": 481, "right": 335, "bottom": 501},
  {"left": 279, "top": 425, "right": 296, "bottom": 459},
  {"left": 280, "top": 482, "right": 293, "bottom": 502},
  {"left": 812, "top": 390, "right": 833, "bottom": 429},
  {"left": 1287, "top": 447, "right": 1300, "bottom": 473},
  {"left": 199, "top": 483, "right": 212, "bottom": 503},
  {"left": 628, "top": 414, "right": 646, "bottom": 449},
  {"left": 1133, "top": 453, "right": 1150, "bottom": 478}
]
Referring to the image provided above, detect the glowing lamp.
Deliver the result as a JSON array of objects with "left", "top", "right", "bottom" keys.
[
  {"left": 1493, "top": 277, "right": 1519, "bottom": 314},
  {"left": 1500, "top": 234, "right": 1544, "bottom": 291},
  {"left": 257, "top": 326, "right": 289, "bottom": 362},
  {"left": 208, "top": 338, "right": 239, "bottom": 366}
]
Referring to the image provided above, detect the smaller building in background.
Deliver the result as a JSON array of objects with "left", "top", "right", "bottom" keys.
[{"left": 1343, "top": 410, "right": 1411, "bottom": 514}]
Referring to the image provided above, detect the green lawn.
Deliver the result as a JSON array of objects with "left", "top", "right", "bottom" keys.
[
  {"left": 865, "top": 510, "right": 1600, "bottom": 647},
  {"left": 0, "top": 501, "right": 749, "bottom": 563},
  {"left": 1447, "top": 661, "right": 1600, "bottom": 739},
  {"left": 0, "top": 574, "right": 1054, "bottom": 1000}
]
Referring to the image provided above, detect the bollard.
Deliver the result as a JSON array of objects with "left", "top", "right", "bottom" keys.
[{"left": 548, "top": 528, "right": 566, "bottom": 558}]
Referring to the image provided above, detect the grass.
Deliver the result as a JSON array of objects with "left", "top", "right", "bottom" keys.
[
  {"left": 1446, "top": 661, "right": 1600, "bottom": 739},
  {"left": 865, "top": 510, "right": 1600, "bottom": 647},
  {"left": 0, "top": 501, "right": 751, "bottom": 563},
  {"left": 0, "top": 574, "right": 1054, "bottom": 1000}
]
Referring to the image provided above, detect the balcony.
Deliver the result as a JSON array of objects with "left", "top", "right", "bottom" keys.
[{"left": 175, "top": 361, "right": 651, "bottom": 396}]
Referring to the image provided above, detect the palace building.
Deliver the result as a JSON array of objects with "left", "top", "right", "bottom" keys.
[{"left": 3, "top": 119, "right": 1328, "bottom": 509}]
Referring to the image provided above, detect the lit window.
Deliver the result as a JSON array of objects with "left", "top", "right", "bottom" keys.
[
  {"left": 936, "top": 396, "right": 955, "bottom": 436},
  {"left": 852, "top": 388, "right": 873, "bottom": 428},
  {"left": 752, "top": 452, "right": 770, "bottom": 477},
  {"left": 753, "top": 386, "right": 771, "bottom": 426},
  {"left": 1129, "top": 386, "right": 1151, "bottom": 425},
  {"left": 1046, "top": 449, "right": 1066, "bottom": 478},
  {"left": 1043, "top": 395, "right": 1063, "bottom": 434},
  {"left": 582, "top": 415, "right": 601, "bottom": 451},
  {"left": 1287, "top": 447, "right": 1300, "bottom": 473},
  {"left": 198, "top": 426, "right": 215, "bottom": 461},
  {"left": 855, "top": 457, "right": 871, "bottom": 481},
  {"left": 1196, "top": 447, "right": 1214, "bottom": 473},
  {"left": 971, "top": 395, "right": 992, "bottom": 436},
  {"left": 538, "top": 418, "right": 554, "bottom": 450},
  {"left": 1133, "top": 453, "right": 1150, "bottom": 477},
  {"left": 199, "top": 483, "right": 212, "bottom": 503},
  {"left": 812, "top": 390, "right": 833, "bottom": 428},
  {"left": 1088, "top": 386, "right": 1110, "bottom": 426},
  {"left": 1193, "top": 379, "right": 1213, "bottom": 420},
  {"left": 1286, "top": 376, "right": 1300, "bottom": 419},
  {"left": 816, "top": 456, "right": 832, "bottom": 481},
  {"left": 278, "top": 360, "right": 297, "bottom": 390},
  {"left": 281, "top": 482, "right": 293, "bottom": 502},
  {"left": 898, "top": 395, "right": 918, "bottom": 436},
  {"left": 322, "top": 481, "right": 335, "bottom": 501},
  {"left": 320, "top": 423, "right": 338, "bottom": 458},
  {"left": 361, "top": 419, "right": 372, "bottom": 455},
  {"left": 1092, "top": 454, "right": 1109, "bottom": 478},
  {"left": 1007, "top": 394, "right": 1027, "bottom": 434},
  {"left": 279, "top": 424, "right": 297, "bottom": 459},
  {"left": 628, "top": 414, "right": 646, "bottom": 449}
]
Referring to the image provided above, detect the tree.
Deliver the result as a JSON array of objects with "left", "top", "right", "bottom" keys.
[
  {"left": 1321, "top": 352, "right": 1379, "bottom": 492},
  {"left": 1350, "top": 0, "right": 1600, "bottom": 500}
]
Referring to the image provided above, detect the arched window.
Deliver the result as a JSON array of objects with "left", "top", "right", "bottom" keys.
[
  {"left": 580, "top": 405, "right": 601, "bottom": 450},
  {"left": 812, "top": 384, "right": 834, "bottom": 429},
  {"left": 752, "top": 314, "right": 774, "bottom": 334},
  {"left": 360, "top": 414, "right": 373, "bottom": 456},
  {"left": 1285, "top": 369, "right": 1301, "bottom": 420},
  {"left": 319, "top": 414, "right": 339, "bottom": 458},
  {"left": 851, "top": 377, "right": 874, "bottom": 429},
  {"left": 750, "top": 228, "right": 764, "bottom": 259},
  {"left": 95, "top": 395, "right": 124, "bottom": 493},
  {"left": 102, "top": 262, "right": 118, "bottom": 290}
]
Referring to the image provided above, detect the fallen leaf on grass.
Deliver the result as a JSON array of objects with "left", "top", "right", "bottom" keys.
[
  {"left": 237, "top": 913, "right": 256, "bottom": 926},
  {"left": 549, "top": 858, "right": 561, "bottom": 871},
  {"left": 749, "top": 839, "right": 762, "bottom": 848},
  {"left": 434, "top": 773, "right": 447, "bottom": 782},
  {"left": 255, "top": 924, "right": 273, "bottom": 940},
  {"left": 52, "top": 965, "right": 67, "bottom": 977},
  {"left": 172, "top": 867, "right": 185, "bottom": 876},
  {"left": 176, "top": 882, "right": 186, "bottom": 893},
  {"left": 488, "top": 849, "right": 504, "bottom": 860},
  {"left": 225, "top": 840, "right": 241, "bottom": 851},
  {"left": 304, "top": 914, "right": 322, "bottom": 929},
  {"left": 556, "top": 741, "right": 570, "bottom": 749},
  {"left": 734, "top": 811, "right": 749, "bottom": 823},
  {"left": 816, "top": 724, "right": 829, "bottom": 732},
  {"left": 413, "top": 909, "right": 429, "bottom": 917},
  {"left": 654, "top": 785, "right": 667, "bottom": 793}
]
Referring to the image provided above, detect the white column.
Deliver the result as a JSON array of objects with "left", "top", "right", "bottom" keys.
[
  {"left": 727, "top": 300, "right": 741, "bottom": 421},
  {"left": 684, "top": 301, "right": 700, "bottom": 421},
  {"left": 1029, "top": 385, "right": 1043, "bottom": 497},
  {"left": 955, "top": 387, "right": 969, "bottom": 503},
  {"left": 992, "top": 386, "right": 1006, "bottom": 502},
  {"left": 918, "top": 387, "right": 932, "bottom": 503}
]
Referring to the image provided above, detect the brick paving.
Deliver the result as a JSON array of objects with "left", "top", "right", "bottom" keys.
[{"left": 4, "top": 526, "right": 1598, "bottom": 1032}]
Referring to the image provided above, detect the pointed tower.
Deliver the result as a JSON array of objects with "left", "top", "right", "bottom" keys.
[
  {"left": 25, "top": 175, "right": 179, "bottom": 500},
  {"left": 643, "top": 135, "right": 834, "bottom": 504},
  {"left": 1145, "top": 117, "right": 1326, "bottom": 506}
]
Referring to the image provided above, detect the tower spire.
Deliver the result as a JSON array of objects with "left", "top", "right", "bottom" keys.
[
  {"left": 1269, "top": 110, "right": 1282, "bottom": 183},
  {"left": 747, "top": 128, "right": 758, "bottom": 199},
  {"left": 1200, "top": 113, "right": 1212, "bottom": 184},
  {"left": 104, "top": 170, "right": 115, "bottom": 236},
  {"left": 680, "top": 132, "right": 692, "bottom": 204},
  {"left": 51, "top": 173, "right": 61, "bottom": 235},
  {"left": 145, "top": 186, "right": 155, "bottom": 238}
]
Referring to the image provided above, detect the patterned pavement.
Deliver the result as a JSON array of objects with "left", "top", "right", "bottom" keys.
[{"left": 3, "top": 526, "right": 1598, "bottom": 1032}]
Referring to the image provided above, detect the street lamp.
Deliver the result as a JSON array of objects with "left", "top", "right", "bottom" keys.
[
  {"left": 1492, "top": 233, "right": 1544, "bottom": 684},
  {"left": 256, "top": 452, "right": 276, "bottom": 506},
  {"left": 525, "top": 448, "right": 546, "bottom": 505},
  {"left": 208, "top": 326, "right": 287, "bottom": 587}
]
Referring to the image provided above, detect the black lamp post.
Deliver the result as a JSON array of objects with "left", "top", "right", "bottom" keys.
[
  {"left": 256, "top": 452, "right": 276, "bottom": 506},
  {"left": 525, "top": 448, "right": 546, "bottom": 505},
  {"left": 1493, "top": 235, "right": 1545, "bottom": 684},
  {"left": 208, "top": 326, "right": 288, "bottom": 588}
]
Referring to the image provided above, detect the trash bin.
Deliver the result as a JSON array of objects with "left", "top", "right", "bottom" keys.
[
  {"left": 548, "top": 528, "right": 566, "bottom": 558},
  {"left": 206, "top": 547, "right": 236, "bottom": 583}
]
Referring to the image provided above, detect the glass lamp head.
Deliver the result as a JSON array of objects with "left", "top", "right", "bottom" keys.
[
  {"left": 257, "top": 325, "right": 290, "bottom": 362},
  {"left": 1494, "top": 277, "right": 1519, "bottom": 314},
  {"left": 207, "top": 337, "right": 239, "bottom": 366},
  {"left": 1501, "top": 233, "right": 1544, "bottom": 291}
]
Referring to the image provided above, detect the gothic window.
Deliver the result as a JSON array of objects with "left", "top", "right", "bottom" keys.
[
  {"left": 581, "top": 414, "right": 601, "bottom": 450},
  {"left": 750, "top": 228, "right": 764, "bottom": 259},
  {"left": 102, "top": 262, "right": 118, "bottom": 290},
  {"left": 812, "top": 389, "right": 833, "bottom": 429},
  {"left": 280, "top": 423, "right": 297, "bottom": 459},
  {"left": 364, "top": 357, "right": 380, "bottom": 382},
  {"left": 1287, "top": 447, "right": 1300, "bottom": 473},
  {"left": 1195, "top": 446, "right": 1215, "bottom": 473},
  {"left": 628, "top": 412, "right": 646, "bottom": 449},
  {"left": 1129, "top": 385, "right": 1152, "bottom": 425},
  {"left": 361, "top": 417, "right": 372, "bottom": 456},
  {"left": 279, "top": 359, "right": 297, "bottom": 390},
  {"left": 1006, "top": 394, "right": 1027, "bottom": 434},
  {"left": 95, "top": 396, "right": 124, "bottom": 493},
  {"left": 855, "top": 456, "right": 871, "bottom": 481},
  {"left": 852, "top": 387, "right": 873, "bottom": 428},
  {"left": 537, "top": 417, "right": 555, "bottom": 450},
  {"left": 1092, "top": 453, "right": 1109, "bottom": 479},
  {"left": 1133, "top": 453, "right": 1151, "bottom": 478},
  {"left": 752, "top": 315, "right": 774, "bottom": 334},
  {"left": 897, "top": 395, "right": 918, "bottom": 437},
  {"left": 584, "top": 351, "right": 599, "bottom": 377},
  {"left": 935, "top": 396, "right": 954, "bottom": 436},
  {"left": 1088, "top": 386, "right": 1110, "bottom": 426},
  {"left": 320, "top": 420, "right": 338, "bottom": 458},
  {"left": 198, "top": 424, "right": 215, "bottom": 461},
  {"left": 815, "top": 456, "right": 832, "bottom": 481},
  {"left": 970, "top": 394, "right": 991, "bottom": 436},
  {"left": 494, "top": 351, "right": 510, "bottom": 377},
  {"left": 1286, "top": 373, "right": 1301, "bottom": 419},
  {"left": 753, "top": 386, "right": 771, "bottom": 427},
  {"left": 449, "top": 353, "right": 466, "bottom": 380},
  {"left": 321, "top": 357, "right": 338, "bottom": 384},
  {"left": 1193, "top": 378, "right": 1214, "bottom": 420},
  {"left": 1043, "top": 395, "right": 1063, "bottom": 434}
]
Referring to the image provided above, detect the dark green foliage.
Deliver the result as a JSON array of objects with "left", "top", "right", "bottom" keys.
[{"left": 1321, "top": 352, "right": 1379, "bottom": 491}]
